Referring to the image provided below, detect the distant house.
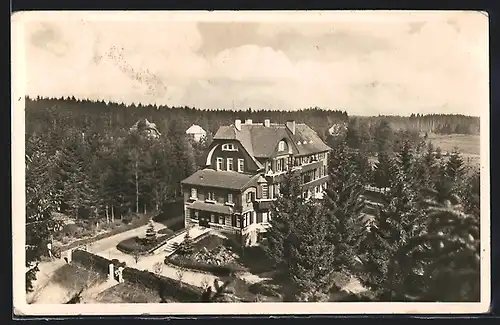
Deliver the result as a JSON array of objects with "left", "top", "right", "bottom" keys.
[
  {"left": 328, "top": 122, "right": 348, "bottom": 136},
  {"left": 130, "top": 119, "right": 161, "bottom": 139},
  {"left": 186, "top": 124, "right": 207, "bottom": 142}
]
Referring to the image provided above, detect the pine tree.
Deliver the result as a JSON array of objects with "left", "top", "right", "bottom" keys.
[
  {"left": 265, "top": 170, "right": 303, "bottom": 269},
  {"left": 287, "top": 202, "right": 336, "bottom": 301},
  {"left": 373, "top": 149, "right": 393, "bottom": 189},
  {"left": 444, "top": 148, "right": 466, "bottom": 192},
  {"left": 324, "top": 140, "right": 366, "bottom": 273}
]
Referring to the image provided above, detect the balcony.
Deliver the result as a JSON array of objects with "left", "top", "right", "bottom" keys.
[{"left": 253, "top": 199, "right": 274, "bottom": 211}]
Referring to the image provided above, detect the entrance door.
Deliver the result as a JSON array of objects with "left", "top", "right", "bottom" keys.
[{"left": 199, "top": 211, "right": 210, "bottom": 228}]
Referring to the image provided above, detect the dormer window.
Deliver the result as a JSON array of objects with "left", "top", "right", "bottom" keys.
[
  {"left": 222, "top": 143, "right": 238, "bottom": 151},
  {"left": 190, "top": 188, "right": 198, "bottom": 200},
  {"left": 278, "top": 140, "right": 286, "bottom": 152}
]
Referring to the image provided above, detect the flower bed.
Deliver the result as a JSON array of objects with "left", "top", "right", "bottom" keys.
[
  {"left": 165, "top": 235, "right": 244, "bottom": 276},
  {"left": 116, "top": 234, "right": 171, "bottom": 255}
]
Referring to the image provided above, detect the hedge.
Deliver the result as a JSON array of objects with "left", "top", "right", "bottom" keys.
[
  {"left": 121, "top": 267, "right": 202, "bottom": 302},
  {"left": 165, "top": 256, "right": 241, "bottom": 277},
  {"left": 116, "top": 234, "right": 171, "bottom": 255},
  {"left": 71, "top": 249, "right": 126, "bottom": 275}
]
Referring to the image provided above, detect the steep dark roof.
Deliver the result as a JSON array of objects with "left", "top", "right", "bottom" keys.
[
  {"left": 181, "top": 168, "right": 260, "bottom": 190},
  {"left": 213, "top": 122, "right": 331, "bottom": 159}
]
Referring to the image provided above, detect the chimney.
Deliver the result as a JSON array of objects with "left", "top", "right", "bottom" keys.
[
  {"left": 286, "top": 120, "right": 296, "bottom": 135},
  {"left": 245, "top": 119, "right": 253, "bottom": 125},
  {"left": 264, "top": 119, "right": 270, "bottom": 127},
  {"left": 235, "top": 119, "right": 241, "bottom": 131}
]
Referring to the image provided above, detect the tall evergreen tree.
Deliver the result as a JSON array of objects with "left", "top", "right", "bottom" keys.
[
  {"left": 265, "top": 171, "right": 303, "bottom": 269},
  {"left": 324, "top": 140, "right": 366, "bottom": 273},
  {"left": 389, "top": 188, "right": 480, "bottom": 301},
  {"left": 288, "top": 202, "right": 336, "bottom": 301}
]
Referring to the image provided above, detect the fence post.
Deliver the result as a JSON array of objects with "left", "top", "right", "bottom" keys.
[
  {"left": 108, "top": 263, "right": 114, "bottom": 281},
  {"left": 66, "top": 249, "right": 72, "bottom": 263}
]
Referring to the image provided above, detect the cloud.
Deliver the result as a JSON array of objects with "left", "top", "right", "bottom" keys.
[{"left": 21, "top": 11, "right": 488, "bottom": 115}]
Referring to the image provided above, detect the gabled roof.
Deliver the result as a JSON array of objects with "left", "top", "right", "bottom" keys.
[
  {"left": 181, "top": 168, "right": 260, "bottom": 190},
  {"left": 213, "top": 122, "right": 331, "bottom": 159},
  {"left": 186, "top": 124, "right": 206, "bottom": 134}
]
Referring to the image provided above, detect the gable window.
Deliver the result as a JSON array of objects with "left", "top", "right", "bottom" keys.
[
  {"left": 222, "top": 143, "right": 237, "bottom": 151},
  {"left": 238, "top": 159, "right": 244, "bottom": 172},
  {"left": 207, "top": 191, "right": 216, "bottom": 202},
  {"left": 246, "top": 191, "right": 254, "bottom": 203},
  {"left": 190, "top": 188, "right": 197, "bottom": 199},
  {"left": 216, "top": 157, "right": 223, "bottom": 171},
  {"left": 261, "top": 184, "right": 268, "bottom": 199},
  {"left": 227, "top": 158, "right": 233, "bottom": 171},
  {"left": 278, "top": 140, "right": 286, "bottom": 152},
  {"left": 227, "top": 193, "right": 233, "bottom": 204}
]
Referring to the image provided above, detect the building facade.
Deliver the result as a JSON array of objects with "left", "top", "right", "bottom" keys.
[{"left": 180, "top": 119, "right": 332, "bottom": 246}]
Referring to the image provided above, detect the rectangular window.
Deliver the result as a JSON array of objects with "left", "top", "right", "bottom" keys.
[
  {"left": 227, "top": 158, "right": 233, "bottom": 171},
  {"left": 227, "top": 193, "right": 233, "bottom": 204},
  {"left": 210, "top": 214, "right": 216, "bottom": 223},
  {"left": 193, "top": 211, "right": 199, "bottom": 220},
  {"left": 190, "top": 188, "right": 197, "bottom": 199},
  {"left": 238, "top": 159, "right": 244, "bottom": 172},
  {"left": 261, "top": 184, "right": 268, "bottom": 199},
  {"left": 219, "top": 215, "right": 224, "bottom": 224},
  {"left": 257, "top": 212, "right": 263, "bottom": 223},
  {"left": 222, "top": 143, "right": 237, "bottom": 151},
  {"left": 236, "top": 216, "right": 241, "bottom": 228},
  {"left": 207, "top": 192, "right": 216, "bottom": 201},
  {"left": 246, "top": 192, "right": 253, "bottom": 203},
  {"left": 216, "top": 157, "right": 223, "bottom": 171},
  {"left": 276, "top": 159, "right": 282, "bottom": 172}
]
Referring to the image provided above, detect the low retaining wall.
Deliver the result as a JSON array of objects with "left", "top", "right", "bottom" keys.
[{"left": 70, "top": 249, "right": 203, "bottom": 302}]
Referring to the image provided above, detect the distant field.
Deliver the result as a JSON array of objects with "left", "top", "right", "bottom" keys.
[{"left": 427, "top": 134, "right": 480, "bottom": 156}]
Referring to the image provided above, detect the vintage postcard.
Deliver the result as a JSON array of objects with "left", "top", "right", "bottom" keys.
[{"left": 12, "top": 10, "right": 490, "bottom": 316}]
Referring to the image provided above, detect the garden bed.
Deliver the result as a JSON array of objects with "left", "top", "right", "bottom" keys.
[
  {"left": 165, "top": 234, "right": 245, "bottom": 276},
  {"left": 116, "top": 234, "right": 171, "bottom": 255}
]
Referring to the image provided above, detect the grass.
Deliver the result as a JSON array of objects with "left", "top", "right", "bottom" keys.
[
  {"left": 427, "top": 133, "right": 480, "bottom": 156},
  {"left": 95, "top": 282, "right": 164, "bottom": 303}
]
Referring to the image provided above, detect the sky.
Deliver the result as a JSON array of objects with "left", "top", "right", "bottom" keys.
[{"left": 15, "top": 11, "right": 488, "bottom": 116}]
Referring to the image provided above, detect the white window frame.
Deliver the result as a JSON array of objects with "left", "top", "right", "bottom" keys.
[
  {"left": 261, "top": 184, "right": 268, "bottom": 199},
  {"left": 236, "top": 216, "right": 241, "bottom": 228},
  {"left": 278, "top": 140, "right": 285, "bottom": 152},
  {"left": 206, "top": 191, "right": 216, "bottom": 203},
  {"left": 238, "top": 158, "right": 244, "bottom": 172},
  {"left": 227, "top": 193, "right": 233, "bottom": 204},
  {"left": 222, "top": 143, "right": 238, "bottom": 151},
  {"left": 219, "top": 215, "right": 224, "bottom": 224},
  {"left": 190, "top": 188, "right": 197, "bottom": 200},
  {"left": 227, "top": 158, "right": 233, "bottom": 171},
  {"left": 216, "top": 157, "right": 223, "bottom": 171}
]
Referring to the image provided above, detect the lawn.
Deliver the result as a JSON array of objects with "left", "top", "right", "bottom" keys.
[{"left": 427, "top": 133, "right": 480, "bottom": 156}]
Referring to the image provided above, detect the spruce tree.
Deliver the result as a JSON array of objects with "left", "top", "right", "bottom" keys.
[
  {"left": 287, "top": 202, "right": 336, "bottom": 301},
  {"left": 358, "top": 140, "right": 426, "bottom": 300},
  {"left": 265, "top": 170, "right": 303, "bottom": 269},
  {"left": 178, "top": 227, "right": 194, "bottom": 256},
  {"left": 324, "top": 140, "right": 366, "bottom": 273},
  {"left": 389, "top": 188, "right": 480, "bottom": 301}
]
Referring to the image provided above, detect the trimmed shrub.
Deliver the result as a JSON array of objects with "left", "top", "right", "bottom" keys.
[
  {"left": 121, "top": 267, "right": 202, "bottom": 302},
  {"left": 72, "top": 249, "right": 113, "bottom": 275}
]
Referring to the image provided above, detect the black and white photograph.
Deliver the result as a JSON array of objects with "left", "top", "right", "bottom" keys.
[{"left": 12, "top": 10, "right": 490, "bottom": 315}]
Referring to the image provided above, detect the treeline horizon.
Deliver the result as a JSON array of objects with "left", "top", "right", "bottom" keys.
[{"left": 25, "top": 96, "right": 480, "bottom": 137}]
